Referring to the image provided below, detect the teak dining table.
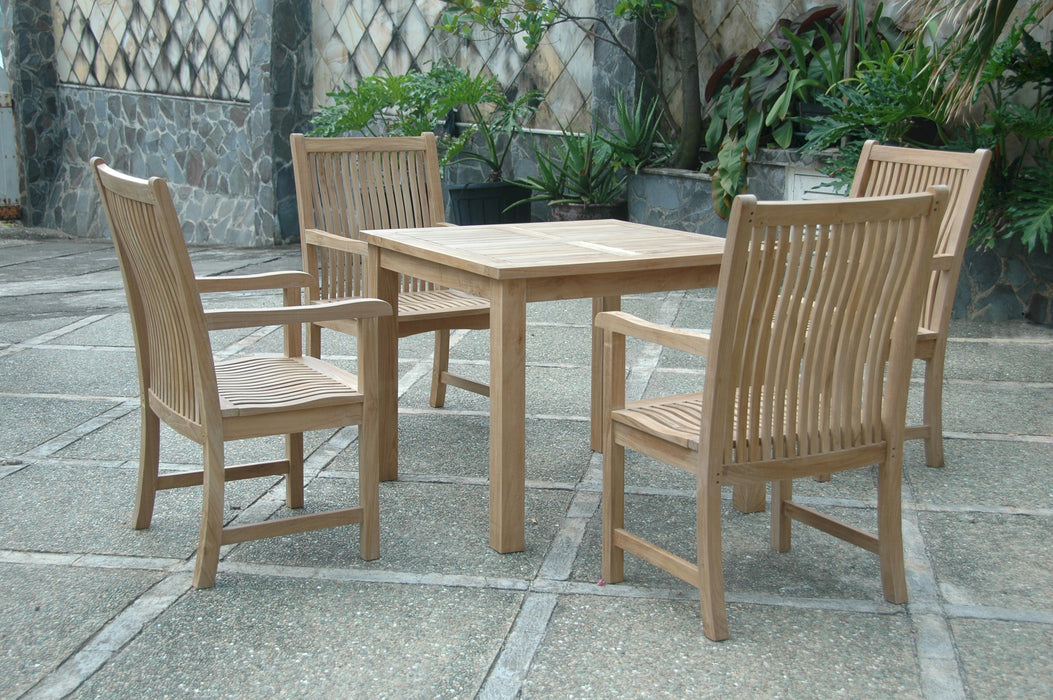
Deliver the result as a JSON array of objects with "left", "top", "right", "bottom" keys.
[{"left": 363, "top": 219, "right": 726, "bottom": 553}]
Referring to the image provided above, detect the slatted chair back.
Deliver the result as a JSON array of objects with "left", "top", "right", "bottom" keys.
[
  {"left": 704, "top": 190, "right": 946, "bottom": 473},
  {"left": 290, "top": 132, "right": 491, "bottom": 410},
  {"left": 850, "top": 140, "right": 991, "bottom": 336},
  {"left": 292, "top": 133, "right": 446, "bottom": 301},
  {"left": 92, "top": 158, "right": 218, "bottom": 435}
]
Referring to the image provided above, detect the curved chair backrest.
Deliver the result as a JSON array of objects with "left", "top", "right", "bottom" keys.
[
  {"left": 91, "top": 157, "right": 218, "bottom": 435},
  {"left": 291, "top": 132, "right": 446, "bottom": 300},
  {"left": 703, "top": 188, "right": 948, "bottom": 469},
  {"left": 850, "top": 140, "right": 991, "bottom": 333}
]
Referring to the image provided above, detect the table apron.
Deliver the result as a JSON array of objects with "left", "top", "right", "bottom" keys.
[{"left": 377, "top": 249, "right": 720, "bottom": 303}]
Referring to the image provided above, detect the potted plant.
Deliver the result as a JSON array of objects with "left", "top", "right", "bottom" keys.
[
  {"left": 311, "top": 61, "right": 542, "bottom": 225},
  {"left": 515, "top": 123, "right": 629, "bottom": 221}
]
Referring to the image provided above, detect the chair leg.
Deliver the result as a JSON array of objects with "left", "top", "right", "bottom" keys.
[
  {"left": 429, "top": 329, "right": 451, "bottom": 408},
  {"left": 770, "top": 479, "right": 792, "bottom": 552},
  {"left": 921, "top": 355, "right": 946, "bottom": 468},
  {"left": 306, "top": 322, "right": 322, "bottom": 359},
  {"left": 877, "top": 456, "right": 908, "bottom": 604},
  {"left": 286, "top": 432, "right": 304, "bottom": 509},
  {"left": 133, "top": 405, "right": 161, "bottom": 530},
  {"left": 358, "top": 408, "right": 380, "bottom": 561},
  {"left": 193, "top": 438, "right": 226, "bottom": 589},
  {"left": 601, "top": 438, "right": 625, "bottom": 584},
  {"left": 697, "top": 474, "right": 729, "bottom": 641},
  {"left": 732, "top": 483, "right": 766, "bottom": 513}
]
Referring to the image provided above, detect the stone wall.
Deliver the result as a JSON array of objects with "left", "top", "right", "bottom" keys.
[{"left": 5, "top": 0, "right": 311, "bottom": 245}]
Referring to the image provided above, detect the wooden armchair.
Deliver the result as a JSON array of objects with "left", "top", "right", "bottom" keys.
[
  {"left": 597, "top": 188, "right": 947, "bottom": 640},
  {"left": 91, "top": 158, "right": 392, "bottom": 589},
  {"left": 290, "top": 133, "right": 490, "bottom": 408}
]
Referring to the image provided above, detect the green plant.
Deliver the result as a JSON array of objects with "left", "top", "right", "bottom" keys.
[
  {"left": 437, "top": 0, "right": 703, "bottom": 169},
  {"left": 599, "top": 91, "right": 673, "bottom": 174},
  {"left": 802, "top": 38, "right": 944, "bottom": 188},
  {"left": 311, "top": 62, "right": 540, "bottom": 181},
  {"left": 515, "top": 125, "right": 627, "bottom": 207},
  {"left": 702, "top": 2, "right": 902, "bottom": 217},
  {"left": 951, "top": 6, "right": 1053, "bottom": 253}
]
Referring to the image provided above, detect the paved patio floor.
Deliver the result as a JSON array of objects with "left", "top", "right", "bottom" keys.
[{"left": 1, "top": 233, "right": 1051, "bottom": 699}]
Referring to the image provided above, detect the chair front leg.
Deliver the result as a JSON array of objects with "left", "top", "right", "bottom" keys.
[
  {"left": 770, "top": 479, "right": 792, "bottom": 552},
  {"left": 286, "top": 432, "right": 304, "bottom": 509},
  {"left": 429, "top": 329, "right": 451, "bottom": 408},
  {"left": 601, "top": 435, "right": 626, "bottom": 584}
]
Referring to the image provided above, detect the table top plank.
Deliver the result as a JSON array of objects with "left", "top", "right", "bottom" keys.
[{"left": 363, "top": 220, "right": 726, "bottom": 280}]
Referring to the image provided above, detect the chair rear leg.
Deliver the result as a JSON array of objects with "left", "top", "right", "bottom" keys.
[
  {"left": 429, "top": 329, "right": 451, "bottom": 408},
  {"left": 877, "top": 456, "right": 908, "bottom": 604},
  {"left": 306, "top": 322, "right": 323, "bottom": 359},
  {"left": 133, "top": 405, "right": 161, "bottom": 530},
  {"left": 193, "top": 439, "right": 226, "bottom": 589},
  {"left": 698, "top": 475, "right": 729, "bottom": 641},
  {"left": 922, "top": 355, "right": 946, "bottom": 468},
  {"left": 770, "top": 479, "right": 792, "bottom": 552},
  {"left": 286, "top": 432, "right": 304, "bottom": 509},
  {"left": 732, "top": 483, "right": 766, "bottom": 513}
]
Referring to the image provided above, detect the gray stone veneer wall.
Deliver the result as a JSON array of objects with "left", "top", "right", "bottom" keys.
[{"left": 7, "top": 0, "right": 310, "bottom": 246}]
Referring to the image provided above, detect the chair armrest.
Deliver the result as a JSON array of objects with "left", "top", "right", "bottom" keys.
[
  {"left": 435, "top": 221, "right": 458, "bottom": 228},
  {"left": 196, "top": 271, "right": 314, "bottom": 293},
  {"left": 595, "top": 311, "right": 709, "bottom": 356},
  {"left": 931, "top": 253, "right": 956, "bottom": 271},
  {"left": 303, "top": 228, "right": 369, "bottom": 256},
  {"left": 205, "top": 298, "right": 392, "bottom": 331}
]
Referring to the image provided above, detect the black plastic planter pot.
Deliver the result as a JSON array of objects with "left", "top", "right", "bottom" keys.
[{"left": 446, "top": 181, "right": 532, "bottom": 225}]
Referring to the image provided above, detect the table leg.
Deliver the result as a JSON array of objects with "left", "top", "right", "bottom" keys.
[
  {"left": 366, "top": 245, "right": 399, "bottom": 482},
  {"left": 591, "top": 295, "right": 621, "bottom": 451},
  {"left": 490, "top": 279, "right": 526, "bottom": 553}
]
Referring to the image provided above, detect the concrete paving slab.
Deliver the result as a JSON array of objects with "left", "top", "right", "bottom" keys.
[
  {"left": 919, "top": 510, "right": 1053, "bottom": 611},
  {"left": 938, "top": 383, "right": 1053, "bottom": 436},
  {"left": 0, "top": 562, "right": 164, "bottom": 699},
  {"left": 0, "top": 239, "right": 1049, "bottom": 697},
  {"left": 0, "top": 346, "right": 140, "bottom": 396},
  {"left": 523, "top": 594, "right": 922, "bottom": 698},
  {"left": 0, "top": 396, "right": 121, "bottom": 457},
  {"left": 0, "top": 462, "right": 275, "bottom": 559},
  {"left": 229, "top": 478, "right": 572, "bottom": 580},
  {"left": 950, "top": 618, "right": 1053, "bottom": 699},
  {"left": 906, "top": 439, "right": 1053, "bottom": 509},
  {"left": 70, "top": 574, "right": 523, "bottom": 699}
]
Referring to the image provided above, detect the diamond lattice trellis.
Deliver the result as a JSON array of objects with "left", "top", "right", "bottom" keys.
[{"left": 52, "top": 0, "right": 251, "bottom": 101}]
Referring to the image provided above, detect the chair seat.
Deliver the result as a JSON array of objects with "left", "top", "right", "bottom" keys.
[
  {"left": 613, "top": 394, "right": 704, "bottom": 450},
  {"left": 398, "top": 288, "right": 490, "bottom": 319},
  {"left": 216, "top": 356, "right": 361, "bottom": 417}
]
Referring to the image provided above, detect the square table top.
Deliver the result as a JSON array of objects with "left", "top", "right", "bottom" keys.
[{"left": 363, "top": 219, "right": 726, "bottom": 280}]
